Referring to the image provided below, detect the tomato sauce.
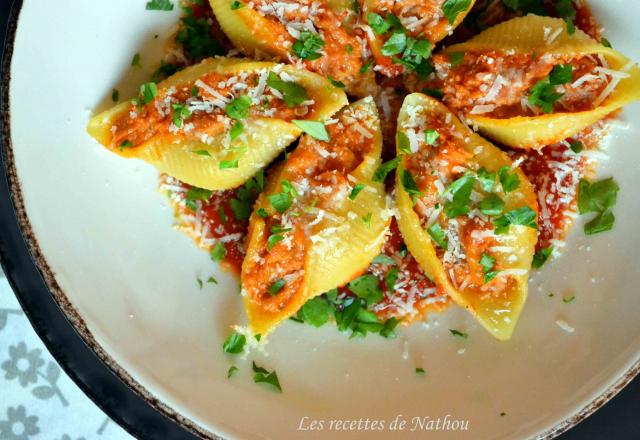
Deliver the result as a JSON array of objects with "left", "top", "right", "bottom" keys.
[
  {"left": 509, "top": 120, "right": 607, "bottom": 252},
  {"left": 111, "top": 70, "right": 312, "bottom": 151},
  {"left": 157, "top": 0, "right": 614, "bottom": 324},
  {"left": 160, "top": 174, "right": 251, "bottom": 275}
]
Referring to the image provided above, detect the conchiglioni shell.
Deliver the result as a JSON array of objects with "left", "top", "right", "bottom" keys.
[
  {"left": 209, "top": 0, "right": 377, "bottom": 97},
  {"left": 445, "top": 15, "right": 640, "bottom": 149},
  {"left": 242, "top": 97, "right": 390, "bottom": 335},
  {"left": 395, "top": 93, "right": 538, "bottom": 340},
  {"left": 87, "top": 58, "right": 347, "bottom": 190}
]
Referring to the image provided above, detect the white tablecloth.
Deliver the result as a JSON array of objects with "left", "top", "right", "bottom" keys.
[{"left": 0, "top": 269, "right": 132, "bottom": 440}]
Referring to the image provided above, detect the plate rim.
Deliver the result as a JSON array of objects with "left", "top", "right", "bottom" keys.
[
  {"left": 0, "top": 0, "right": 637, "bottom": 439},
  {"left": 0, "top": 1, "right": 213, "bottom": 439}
]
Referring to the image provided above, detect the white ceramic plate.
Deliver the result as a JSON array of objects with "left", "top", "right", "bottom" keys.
[{"left": 5, "top": 0, "right": 640, "bottom": 438}]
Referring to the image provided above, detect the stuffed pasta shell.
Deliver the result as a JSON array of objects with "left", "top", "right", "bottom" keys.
[
  {"left": 209, "top": 0, "right": 377, "bottom": 97},
  {"left": 362, "top": 0, "right": 475, "bottom": 78},
  {"left": 395, "top": 93, "right": 538, "bottom": 340},
  {"left": 434, "top": 15, "right": 640, "bottom": 149},
  {"left": 241, "top": 97, "right": 390, "bottom": 335},
  {"left": 87, "top": 58, "right": 347, "bottom": 190}
]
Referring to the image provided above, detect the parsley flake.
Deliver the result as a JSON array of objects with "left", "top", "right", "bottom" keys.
[
  {"left": 146, "top": 0, "right": 174, "bottom": 10},
  {"left": 292, "top": 32, "right": 325, "bottom": 61},
  {"left": 532, "top": 247, "right": 553, "bottom": 269},
  {"left": 222, "top": 332, "right": 246, "bottom": 354},
  {"left": 266, "top": 72, "right": 309, "bottom": 107},
  {"left": 292, "top": 120, "right": 329, "bottom": 142},
  {"left": 442, "top": 0, "right": 473, "bottom": 24},
  {"left": 269, "top": 279, "right": 286, "bottom": 296},
  {"left": 349, "top": 183, "right": 366, "bottom": 200},
  {"left": 210, "top": 242, "right": 227, "bottom": 261}
]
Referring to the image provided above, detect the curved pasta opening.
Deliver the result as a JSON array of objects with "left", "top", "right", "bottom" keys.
[
  {"left": 87, "top": 58, "right": 347, "bottom": 190},
  {"left": 241, "top": 97, "right": 390, "bottom": 335},
  {"left": 395, "top": 93, "right": 538, "bottom": 340}
]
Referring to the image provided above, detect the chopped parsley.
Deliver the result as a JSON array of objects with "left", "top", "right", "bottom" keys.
[
  {"left": 477, "top": 168, "right": 496, "bottom": 192},
  {"left": 478, "top": 193, "right": 505, "bottom": 216},
  {"left": 532, "top": 246, "right": 553, "bottom": 268},
  {"left": 252, "top": 362, "right": 282, "bottom": 392},
  {"left": 442, "top": 0, "right": 473, "bottom": 24},
  {"left": 480, "top": 253, "right": 498, "bottom": 284},
  {"left": 176, "top": 8, "right": 223, "bottom": 60},
  {"left": 219, "top": 159, "right": 239, "bottom": 169},
  {"left": 197, "top": 278, "right": 203, "bottom": 289},
  {"left": 227, "top": 366, "right": 238, "bottom": 378},
  {"left": 229, "top": 173, "right": 263, "bottom": 221},
  {"left": 267, "top": 233, "right": 284, "bottom": 250},
  {"left": 584, "top": 211, "right": 615, "bottom": 235},
  {"left": 385, "top": 267, "right": 399, "bottom": 291},
  {"left": 381, "top": 32, "right": 407, "bottom": 56},
  {"left": 415, "top": 367, "right": 425, "bottom": 375},
  {"left": 359, "top": 59, "right": 374, "bottom": 74},
  {"left": 268, "top": 279, "right": 286, "bottom": 296},
  {"left": 362, "top": 212, "right": 373, "bottom": 227},
  {"left": 373, "top": 156, "right": 402, "bottom": 182},
  {"left": 226, "top": 95, "right": 252, "bottom": 120},
  {"left": 578, "top": 178, "right": 619, "bottom": 235},
  {"left": 427, "top": 223, "right": 448, "bottom": 250},
  {"left": 393, "top": 37, "right": 433, "bottom": 76},
  {"left": 578, "top": 178, "right": 619, "bottom": 214},
  {"left": 424, "top": 129, "right": 440, "bottom": 145},
  {"left": 139, "top": 82, "right": 158, "bottom": 104},
  {"left": 498, "top": 166, "right": 520, "bottom": 193},
  {"left": 292, "top": 32, "right": 325, "bottom": 61},
  {"left": 210, "top": 242, "right": 227, "bottom": 261},
  {"left": 268, "top": 180, "right": 297, "bottom": 214},
  {"left": 549, "top": 64, "right": 573, "bottom": 85},
  {"left": 554, "top": 0, "right": 577, "bottom": 34},
  {"left": 301, "top": 297, "right": 331, "bottom": 327},
  {"left": 207, "top": 276, "right": 218, "bottom": 285},
  {"left": 146, "top": 0, "right": 174, "bottom": 10},
  {"left": 152, "top": 61, "right": 180, "bottom": 82},
  {"left": 111, "top": 88, "right": 119, "bottom": 102},
  {"left": 601, "top": 37, "right": 612, "bottom": 48},
  {"left": 186, "top": 187, "right": 212, "bottom": 203},
  {"left": 528, "top": 78, "right": 564, "bottom": 113},
  {"left": 493, "top": 206, "right": 538, "bottom": 234},
  {"left": 172, "top": 103, "right": 191, "bottom": 128},
  {"left": 222, "top": 332, "right": 246, "bottom": 354},
  {"left": 569, "top": 140, "right": 584, "bottom": 153},
  {"left": 348, "top": 274, "right": 383, "bottom": 306},
  {"left": 349, "top": 183, "right": 366, "bottom": 200},
  {"left": 367, "top": 13, "right": 391, "bottom": 34},
  {"left": 397, "top": 132, "right": 411, "bottom": 153},
  {"left": 372, "top": 254, "right": 396, "bottom": 265},
  {"left": 266, "top": 72, "right": 309, "bottom": 107},
  {"left": 401, "top": 169, "right": 422, "bottom": 203},
  {"left": 328, "top": 76, "right": 345, "bottom": 88},
  {"left": 256, "top": 208, "right": 268, "bottom": 218},
  {"left": 131, "top": 53, "right": 142, "bottom": 68},
  {"left": 292, "top": 120, "right": 329, "bottom": 142},
  {"left": 444, "top": 174, "right": 474, "bottom": 218},
  {"left": 230, "top": 121, "right": 244, "bottom": 140},
  {"left": 449, "top": 328, "right": 468, "bottom": 339},
  {"left": 230, "top": 0, "right": 244, "bottom": 9},
  {"left": 563, "top": 295, "right": 576, "bottom": 304}
]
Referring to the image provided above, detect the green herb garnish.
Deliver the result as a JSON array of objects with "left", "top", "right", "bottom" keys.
[{"left": 222, "top": 332, "right": 246, "bottom": 354}]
